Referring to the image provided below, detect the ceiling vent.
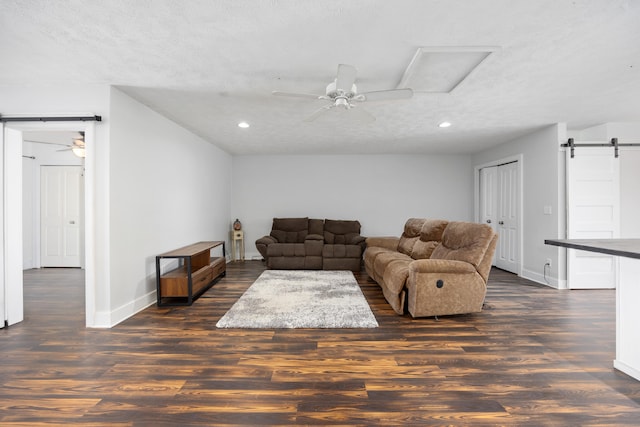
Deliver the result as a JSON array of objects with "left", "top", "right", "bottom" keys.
[{"left": 398, "top": 46, "right": 499, "bottom": 93}]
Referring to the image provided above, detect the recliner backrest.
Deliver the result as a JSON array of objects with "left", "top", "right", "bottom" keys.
[
  {"left": 398, "top": 218, "right": 448, "bottom": 259},
  {"left": 431, "top": 221, "right": 496, "bottom": 273},
  {"left": 323, "top": 219, "right": 361, "bottom": 244},
  {"left": 270, "top": 217, "right": 310, "bottom": 243}
]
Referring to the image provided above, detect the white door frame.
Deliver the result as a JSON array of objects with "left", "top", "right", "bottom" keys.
[
  {"left": 474, "top": 154, "right": 524, "bottom": 276},
  {"left": 1, "top": 121, "right": 96, "bottom": 327},
  {"left": 2, "top": 126, "right": 23, "bottom": 326}
]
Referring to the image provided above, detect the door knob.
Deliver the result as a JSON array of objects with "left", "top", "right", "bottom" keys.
[
  {"left": 69, "top": 220, "right": 75, "bottom": 224},
  {"left": 486, "top": 219, "right": 492, "bottom": 224},
  {"left": 499, "top": 221, "right": 504, "bottom": 225}
]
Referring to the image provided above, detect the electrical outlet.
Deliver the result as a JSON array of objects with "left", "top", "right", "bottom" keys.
[{"left": 545, "top": 258, "right": 552, "bottom": 268}]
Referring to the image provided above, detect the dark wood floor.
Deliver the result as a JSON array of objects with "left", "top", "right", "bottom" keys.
[{"left": 2, "top": 263, "right": 640, "bottom": 426}]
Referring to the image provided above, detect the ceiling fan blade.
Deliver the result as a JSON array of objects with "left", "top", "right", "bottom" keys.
[
  {"left": 24, "top": 139, "right": 69, "bottom": 147},
  {"left": 272, "top": 91, "right": 325, "bottom": 100},
  {"left": 335, "top": 64, "right": 357, "bottom": 92},
  {"left": 360, "top": 88, "right": 414, "bottom": 102},
  {"left": 303, "top": 105, "right": 334, "bottom": 122}
]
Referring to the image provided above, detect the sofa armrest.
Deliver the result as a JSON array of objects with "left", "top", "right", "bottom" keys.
[
  {"left": 305, "top": 233, "right": 324, "bottom": 241},
  {"left": 366, "top": 236, "right": 399, "bottom": 251},
  {"left": 350, "top": 235, "right": 366, "bottom": 245},
  {"left": 409, "top": 259, "right": 476, "bottom": 274},
  {"left": 256, "top": 235, "right": 277, "bottom": 245},
  {"left": 255, "top": 235, "right": 277, "bottom": 260}
]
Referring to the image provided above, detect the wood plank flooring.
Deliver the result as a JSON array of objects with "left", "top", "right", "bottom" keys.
[{"left": 2, "top": 262, "right": 640, "bottom": 426}]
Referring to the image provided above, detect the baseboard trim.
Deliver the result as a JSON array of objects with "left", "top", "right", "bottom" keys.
[
  {"left": 110, "top": 291, "right": 156, "bottom": 327},
  {"left": 89, "top": 291, "right": 156, "bottom": 328},
  {"left": 521, "top": 268, "right": 566, "bottom": 289}
]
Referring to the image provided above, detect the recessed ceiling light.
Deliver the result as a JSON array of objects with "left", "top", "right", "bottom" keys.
[
  {"left": 439, "top": 121, "right": 452, "bottom": 128},
  {"left": 238, "top": 122, "right": 250, "bottom": 128}
]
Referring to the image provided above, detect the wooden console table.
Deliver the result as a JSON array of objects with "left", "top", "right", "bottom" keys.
[
  {"left": 545, "top": 238, "right": 640, "bottom": 381},
  {"left": 155, "top": 241, "right": 226, "bottom": 307}
]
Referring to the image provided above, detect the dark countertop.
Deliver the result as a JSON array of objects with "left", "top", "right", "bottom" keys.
[{"left": 545, "top": 239, "right": 640, "bottom": 260}]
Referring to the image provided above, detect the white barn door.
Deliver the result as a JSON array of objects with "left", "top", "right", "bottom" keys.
[
  {"left": 40, "top": 166, "right": 83, "bottom": 267},
  {"left": 566, "top": 147, "right": 619, "bottom": 289}
]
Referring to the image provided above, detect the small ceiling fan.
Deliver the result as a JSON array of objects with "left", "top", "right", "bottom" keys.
[
  {"left": 57, "top": 132, "right": 85, "bottom": 155},
  {"left": 273, "top": 64, "right": 413, "bottom": 122},
  {"left": 24, "top": 132, "right": 86, "bottom": 158}
]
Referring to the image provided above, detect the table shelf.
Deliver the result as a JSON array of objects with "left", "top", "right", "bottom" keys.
[{"left": 155, "top": 241, "right": 226, "bottom": 306}]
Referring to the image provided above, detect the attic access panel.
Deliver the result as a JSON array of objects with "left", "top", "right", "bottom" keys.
[{"left": 398, "top": 46, "right": 499, "bottom": 93}]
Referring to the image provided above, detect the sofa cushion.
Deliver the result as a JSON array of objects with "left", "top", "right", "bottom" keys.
[
  {"left": 397, "top": 218, "right": 423, "bottom": 256},
  {"left": 270, "top": 217, "right": 309, "bottom": 243},
  {"left": 420, "top": 219, "right": 448, "bottom": 242},
  {"left": 323, "top": 244, "right": 362, "bottom": 259},
  {"left": 323, "top": 219, "right": 361, "bottom": 244},
  {"left": 373, "top": 251, "right": 412, "bottom": 281},
  {"left": 430, "top": 221, "right": 494, "bottom": 268},
  {"left": 309, "top": 218, "right": 324, "bottom": 236},
  {"left": 410, "top": 240, "right": 440, "bottom": 259},
  {"left": 267, "top": 242, "right": 306, "bottom": 257},
  {"left": 398, "top": 218, "right": 448, "bottom": 259},
  {"left": 412, "top": 219, "right": 448, "bottom": 259}
]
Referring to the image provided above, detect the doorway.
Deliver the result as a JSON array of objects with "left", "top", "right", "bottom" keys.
[
  {"left": 476, "top": 156, "right": 523, "bottom": 275},
  {"left": 2, "top": 122, "right": 96, "bottom": 328}
]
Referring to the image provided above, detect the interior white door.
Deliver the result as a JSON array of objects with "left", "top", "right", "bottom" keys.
[
  {"left": 480, "top": 166, "right": 498, "bottom": 229},
  {"left": 480, "top": 166, "right": 498, "bottom": 263},
  {"left": 495, "top": 162, "right": 520, "bottom": 272},
  {"left": 566, "top": 147, "right": 619, "bottom": 289},
  {"left": 481, "top": 162, "right": 520, "bottom": 273},
  {"left": 41, "top": 166, "right": 83, "bottom": 267}
]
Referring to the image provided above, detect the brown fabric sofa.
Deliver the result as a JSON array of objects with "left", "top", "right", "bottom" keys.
[
  {"left": 256, "top": 217, "right": 365, "bottom": 271},
  {"left": 364, "top": 218, "right": 498, "bottom": 318}
]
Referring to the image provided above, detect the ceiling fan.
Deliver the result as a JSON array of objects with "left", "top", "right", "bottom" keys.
[
  {"left": 24, "top": 132, "right": 86, "bottom": 158},
  {"left": 273, "top": 64, "right": 413, "bottom": 122}
]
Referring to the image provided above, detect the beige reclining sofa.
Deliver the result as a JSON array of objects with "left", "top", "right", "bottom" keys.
[{"left": 364, "top": 218, "right": 498, "bottom": 318}]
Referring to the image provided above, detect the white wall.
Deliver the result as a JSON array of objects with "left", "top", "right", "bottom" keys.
[
  {"left": 472, "top": 124, "right": 566, "bottom": 287},
  {"left": 232, "top": 154, "right": 473, "bottom": 260},
  {"left": 108, "top": 88, "right": 232, "bottom": 323}
]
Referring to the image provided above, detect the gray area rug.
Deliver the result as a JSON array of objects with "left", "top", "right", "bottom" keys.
[{"left": 216, "top": 270, "right": 378, "bottom": 328}]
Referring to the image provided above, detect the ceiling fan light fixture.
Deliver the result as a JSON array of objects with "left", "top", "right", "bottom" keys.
[{"left": 72, "top": 147, "right": 86, "bottom": 158}]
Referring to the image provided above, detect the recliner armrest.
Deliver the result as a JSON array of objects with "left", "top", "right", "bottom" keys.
[
  {"left": 409, "top": 259, "right": 476, "bottom": 274},
  {"left": 366, "top": 236, "right": 399, "bottom": 251},
  {"left": 256, "top": 235, "right": 277, "bottom": 245}
]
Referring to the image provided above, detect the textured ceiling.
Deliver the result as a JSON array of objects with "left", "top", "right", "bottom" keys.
[{"left": 1, "top": 0, "right": 639, "bottom": 155}]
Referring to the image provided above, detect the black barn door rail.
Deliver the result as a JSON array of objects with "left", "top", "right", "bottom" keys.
[{"left": 562, "top": 137, "right": 640, "bottom": 158}]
